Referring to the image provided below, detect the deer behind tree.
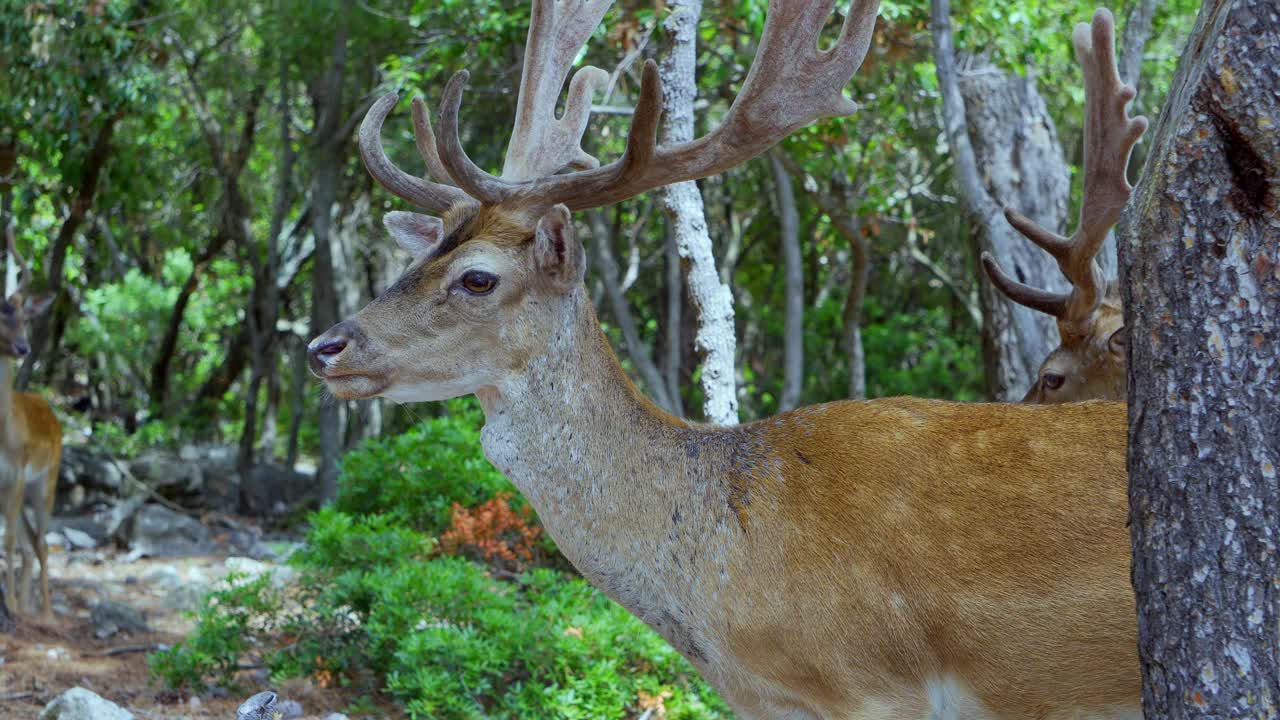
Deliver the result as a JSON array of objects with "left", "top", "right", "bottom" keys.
[{"left": 982, "top": 13, "right": 1146, "bottom": 403}]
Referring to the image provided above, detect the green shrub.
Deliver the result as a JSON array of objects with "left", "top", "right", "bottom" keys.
[
  {"left": 335, "top": 399, "right": 517, "bottom": 534},
  {"left": 148, "top": 573, "right": 279, "bottom": 693},
  {"left": 151, "top": 405, "right": 731, "bottom": 718}
]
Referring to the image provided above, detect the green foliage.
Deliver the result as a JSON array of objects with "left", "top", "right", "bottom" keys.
[
  {"left": 335, "top": 399, "right": 518, "bottom": 534},
  {"left": 152, "top": 411, "right": 730, "bottom": 718},
  {"left": 148, "top": 573, "right": 281, "bottom": 693}
]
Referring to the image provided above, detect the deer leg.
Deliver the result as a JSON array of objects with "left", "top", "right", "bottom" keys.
[
  {"left": 21, "top": 471, "right": 52, "bottom": 618},
  {"left": 2, "top": 469, "right": 20, "bottom": 615}
]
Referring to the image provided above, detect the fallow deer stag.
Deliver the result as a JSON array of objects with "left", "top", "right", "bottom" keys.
[
  {"left": 1, "top": 229, "right": 60, "bottom": 618},
  {"left": 982, "top": 12, "right": 1146, "bottom": 404},
  {"left": 310, "top": 4, "right": 1137, "bottom": 717}
]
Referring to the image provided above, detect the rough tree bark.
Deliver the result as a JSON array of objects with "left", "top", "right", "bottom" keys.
[
  {"left": 932, "top": 0, "right": 1071, "bottom": 400},
  {"left": 658, "top": 0, "right": 739, "bottom": 425},
  {"left": 769, "top": 151, "right": 804, "bottom": 412},
  {"left": 1118, "top": 0, "right": 1280, "bottom": 716}
]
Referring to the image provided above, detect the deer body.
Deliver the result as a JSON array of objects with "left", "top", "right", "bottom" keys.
[
  {"left": 471, "top": 284, "right": 1136, "bottom": 719},
  {"left": 0, "top": 238, "right": 59, "bottom": 617},
  {"left": 308, "top": 3, "right": 1142, "bottom": 716}
]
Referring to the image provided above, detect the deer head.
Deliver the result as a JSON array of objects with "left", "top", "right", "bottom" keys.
[
  {"left": 308, "top": 0, "right": 879, "bottom": 405},
  {"left": 1, "top": 229, "right": 54, "bottom": 361},
  {"left": 982, "top": 9, "right": 1146, "bottom": 404}
]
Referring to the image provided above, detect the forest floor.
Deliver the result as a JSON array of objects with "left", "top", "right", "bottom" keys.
[{"left": 0, "top": 528, "right": 403, "bottom": 720}]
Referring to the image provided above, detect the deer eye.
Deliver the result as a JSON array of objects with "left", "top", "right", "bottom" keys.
[
  {"left": 1042, "top": 373, "right": 1066, "bottom": 391},
  {"left": 459, "top": 270, "right": 498, "bottom": 296}
]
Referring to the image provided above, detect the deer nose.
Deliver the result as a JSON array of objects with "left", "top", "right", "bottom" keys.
[
  {"left": 307, "top": 326, "right": 353, "bottom": 375},
  {"left": 12, "top": 341, "right": 30, "bottom": 357}
]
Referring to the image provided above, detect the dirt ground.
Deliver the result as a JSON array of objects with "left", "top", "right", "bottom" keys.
[{"left": 0, "top": 534, "right": 403, "bottom": 720}]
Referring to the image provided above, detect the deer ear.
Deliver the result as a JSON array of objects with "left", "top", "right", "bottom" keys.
[
  {"left": 23, "top": 293, "right": 53, "bottom": 318},
  {"left": 384, "top": 212, "right": 445, "bottom": 260},
  {"left": 1107, "top": 325, "right": 1127, "bottom": 355},
  {"left": 534, "top": 205, "right": 584, "bottom": 293}
]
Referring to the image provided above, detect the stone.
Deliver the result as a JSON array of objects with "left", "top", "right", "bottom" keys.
[
  {"left": 38, "top": 687, "right": 134, "bottom": 720},
  {"left": 163, "top": 583, "right": 209, "bottom": 612},
  {"left": 130, "top": 450, "right": 204, "bottom": 501},
  {"left": 236, "top": 691, "right": 278, "bottom": 720},
  {"left": 239, "top": 463, "right": 317, "bottom": 516},
  {"left": 90, "top": 600, "right": 151, "bottom": 639},
  {"left": 128, "top": 504, "right": 211, "bottom": 557},
  {"left": 62, "top": 527, "right": 98, "bottom": 550}
]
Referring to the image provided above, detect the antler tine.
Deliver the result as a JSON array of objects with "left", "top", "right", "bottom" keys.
[
  {"left": 991, "top": 8, "right": 1146, "bottom": 326},
  {"left": 410, "top": 97, "right": 457, "bottom": 187},
  {"left": 359, "top": 93, "right": 471, "bottom": 214},
  {"left": 981, "top": 252, "right": 1069, "bottom": 318},
  {"left": 432, "top": 0, "right": 880, "bottom": 214},
  {"left": 501, "top": 0, "right": 613, "bottom": 181}
]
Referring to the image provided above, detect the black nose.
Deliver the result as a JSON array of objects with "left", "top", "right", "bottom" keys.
[
  {"left": 12, "top": 341, "right": 30, "bottom": 357},
  {"left": 308, "top": 337, "right": 348, "bottom": 375}
]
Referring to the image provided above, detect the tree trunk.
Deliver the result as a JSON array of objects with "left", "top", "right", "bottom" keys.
[
  {"left": 658, "top": 0, "right": 738, "bottom": 425},
  {"left": 585, "top": 209, "right": 674, "bottom": 412},
  {"left": 663, "top": 224, "right": 684, "bottom": 416},
  {"left": 769, "top": 151, "right": 803, "bottom": 412},
  {"left": 18, "top": 115, "right": 118, "bottom": 388},
  {"left": 309, "top": 5, "right": 352, "bottom": 502},
  {"left": 931, "top": 0, "right": 1071, "bottom": 401},
  {"left": 1119, "top": 1, "right": 1280, "bottom": 716}
]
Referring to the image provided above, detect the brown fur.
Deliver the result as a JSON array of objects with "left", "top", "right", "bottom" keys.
[
  {"left": 1, "top": 303, "right": 62, "bottom": 617},
  {"left": 311, "top": 205, "right": 1139, "bottom": 719}
]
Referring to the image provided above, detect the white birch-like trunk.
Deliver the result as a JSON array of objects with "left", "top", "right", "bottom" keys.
[{"left": 658, "top": 0, "right": 738, "bottom": 425}]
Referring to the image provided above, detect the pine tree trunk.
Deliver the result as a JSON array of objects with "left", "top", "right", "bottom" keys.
[
  {"left": 658, "top": 0, "right": 739, "bottom": 425},
  {"left": 1119, "top": 0, "right": 1280, "bottom": 715}
]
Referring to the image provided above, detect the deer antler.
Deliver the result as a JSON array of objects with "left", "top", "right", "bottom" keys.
[
  {"left": 982, "top": 8, "right": 1147, "bottom": 334},
  {"left": 365, "top": 0, "right": 881, "bottom": 215}
]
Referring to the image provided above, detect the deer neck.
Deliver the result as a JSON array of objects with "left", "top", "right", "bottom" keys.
[{"left": 475, "top": 289, "right": 757, "bottom": 650}]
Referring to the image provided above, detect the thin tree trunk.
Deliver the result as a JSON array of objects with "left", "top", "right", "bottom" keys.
[
  {"left": 585, "top": 210, "right": 674, "bottom": 412},
  {"left": 309, "top": 5, "right": 352, "bottom": 501},
  {"left": 931, "top": 0, "right": 1070, "bottom": 400},
  {"left": 240, "top": 55, "right": 295, "bottom": 473},
  {"left": 769, "top": 151, "right": 803, "bottom": 412},
  {"left": 18, "top": 115, "right": 118, "bottom": 388},
  {"left": 151, "top": 231, "right": 230, "bottom": 412},
  {"left": 663, "top": 224, "right": 684, "bottom": 415},
  {"left": 286, "top": 336, "right": 307, "bottom": 469},
  {"left": 1120, "top": 0, "right": 1280, "bottom": 716},
  {"left": 658, "top": 0, "right": 738, "bottom": 425}
]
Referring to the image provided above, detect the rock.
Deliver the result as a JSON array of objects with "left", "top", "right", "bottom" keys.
[
  {"left": 45, "top": 532, "right": 65, "bottom": 549},
  {"left": 236, "top": 691, "right": 278, "bottom": 720},
  {"left": 62, "top": 527, "right": 98, "bottom": 550},
  {"left": 324, "top": 714, "right": 351, "bottom": 720},
  {"left": 277, "top": 699, "right": 304, "bottom": 719},
  {"left": 163, "top": 583, "right": 209, "bottom": 612},
  {"left": 144, "top": 565, "right": 182, "bottom": 589},
  {"left": 91, "top": 600, "right": 150, "bottom": 639},
  {"left": 59, "top": 446, "right": 130, "bottom": 497},
  {"left": 38, "top": 687, "right": 134, "bottom": 720},
  {"left": 239, "top": 463, "right": 317, "bottom": 516},
  {"left": 54, "top": 516, "right": 111, "bottom": 545},
  {"left": 131, "top": 450, "right": 204, "bottom": 502},
  {"left": 128, "top": 504, "right": 211, "bottom": 557},
  {"left": 224, "top": 556, "right": 295, "bottom": 588}
]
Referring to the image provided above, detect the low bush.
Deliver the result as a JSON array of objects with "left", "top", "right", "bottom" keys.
[{"left": 151, "top": 401, "right": 731, "bottom": 719}]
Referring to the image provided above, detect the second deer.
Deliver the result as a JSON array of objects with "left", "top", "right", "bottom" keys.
[
  {"left": 982, "top": 15, "right": 1147, "bottom": 403},
  {"left": 1, "top": 229, "right": 60, "bottom": 618}
]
